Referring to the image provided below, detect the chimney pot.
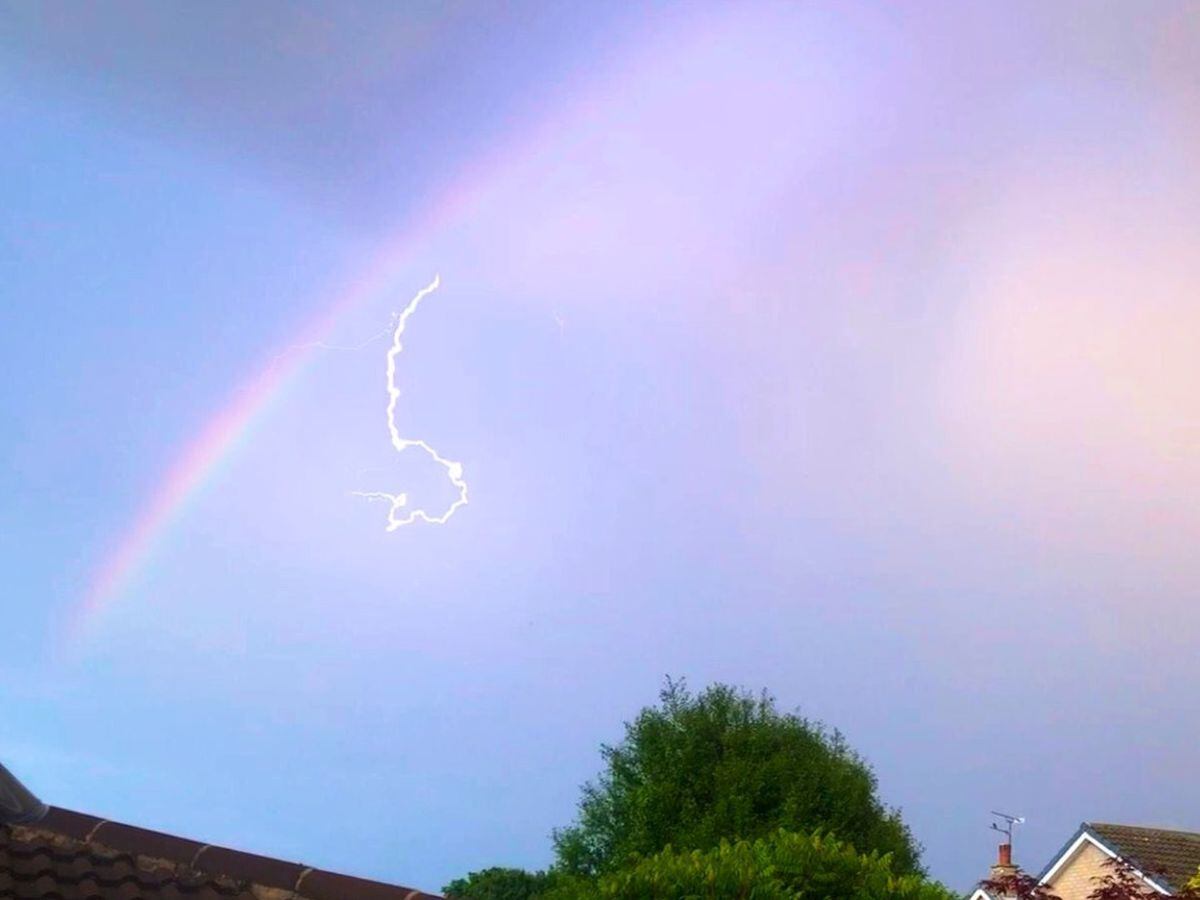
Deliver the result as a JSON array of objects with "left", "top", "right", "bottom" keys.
[{"left": 989, "top": 842, "right": 1019, "bottom": 883}]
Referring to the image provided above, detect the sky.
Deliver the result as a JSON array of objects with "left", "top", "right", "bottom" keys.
[{"left": 2, "top": 0, "right": 1200, "bottom": 894}]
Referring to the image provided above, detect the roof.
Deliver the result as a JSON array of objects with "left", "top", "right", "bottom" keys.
[
  {"left": 0, "top": 806, "right": 442, "bottom": 899},
  {"left": 1086, "top": 822, "right": 1200, "bottom": 892}
]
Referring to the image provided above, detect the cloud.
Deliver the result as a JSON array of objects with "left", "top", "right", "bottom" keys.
[{"left": 0, "top": 1, "right": 647, "bottom": 231}]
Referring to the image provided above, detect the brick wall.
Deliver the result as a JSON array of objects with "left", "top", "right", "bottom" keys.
[{"left": 1046, "top": 841, "right": 1118, "bottom": 900}]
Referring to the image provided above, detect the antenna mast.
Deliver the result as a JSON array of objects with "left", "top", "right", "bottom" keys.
[{"left": 990, "top": 810, "right": 1025, "bottom": 852}]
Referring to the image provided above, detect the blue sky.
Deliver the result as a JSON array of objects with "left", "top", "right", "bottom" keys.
[{"left": 3, "top": 2, "right": 1200, "bottom": 894}]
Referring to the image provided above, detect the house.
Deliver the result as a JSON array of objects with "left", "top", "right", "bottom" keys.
[
  {"left": 1040, "top": 824, "right": 1200, "bottom": 898},
  {"left": 0, "top": 762, "right": 441, "bottom": 899},
  {"left": 971, "top": 823, "right": 1200, "bottom": 900}
]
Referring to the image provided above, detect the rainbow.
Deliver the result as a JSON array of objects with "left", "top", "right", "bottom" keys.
[
  {"left": 70, "top": 160, "right": 496, "bottom": 643},
  {"left": 68, "top": 11, "right": 698, "bottom": 644}
]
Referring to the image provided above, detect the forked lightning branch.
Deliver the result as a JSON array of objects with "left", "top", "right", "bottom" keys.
[{"left": 352, "top": 275, "right": 469, "bottom": 529}]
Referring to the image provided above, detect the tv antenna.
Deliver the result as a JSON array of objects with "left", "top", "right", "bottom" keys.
[{"left": 990, "top": 810, "right": 1025, "bottom": 847}]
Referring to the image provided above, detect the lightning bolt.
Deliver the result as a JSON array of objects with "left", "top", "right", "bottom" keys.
[{"left": 352, "top": 275, "right": 469, "bottom": 530}]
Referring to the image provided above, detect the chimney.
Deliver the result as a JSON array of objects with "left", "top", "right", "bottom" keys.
[{"left": 990, "top": 842, "right": 1018, "bottom": 881}]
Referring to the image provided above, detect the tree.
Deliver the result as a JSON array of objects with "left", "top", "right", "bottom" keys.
[
  {"left": 978, "top": 872, "right": 1061, "bottom": 900},
  {"left": 1083, "top": 858, "right": 1200, "bottom": 900},
  {"left": 544, "top": 829, "right": 956, "bottom": 900},
  {"left": 551, "top": 679, "right": 923, "bottom": 877},
  {"left": 443, "top": 867, "right": 555, "bottom": 900}
]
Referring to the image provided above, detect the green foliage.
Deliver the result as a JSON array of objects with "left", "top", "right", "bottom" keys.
[
  {"left": 544, "top": 829, "right": 956, "bottom": 900},
  {"left": 443, "top": 866, "right": 555, "bottom": 900},
  {"left": 552, "top": 679, "right": 922, "bottom": 876}
]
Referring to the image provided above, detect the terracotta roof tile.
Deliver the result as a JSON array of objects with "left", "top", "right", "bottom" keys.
[
  {"left": 1088, "top": 822, "right": 1200, "bottom": 891},
  {"left": 0, "top": 807, "right": 442, "bottom": 899},
  {"left": 194, "top": 843, "right": 309, "bottom": 887}
]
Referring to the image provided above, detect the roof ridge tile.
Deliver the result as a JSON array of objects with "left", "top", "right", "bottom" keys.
[{"left": 3, "top": 808, "right": 443, "bottom": 899}]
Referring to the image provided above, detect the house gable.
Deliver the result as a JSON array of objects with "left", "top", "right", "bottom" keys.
[{"left": 1040, "top": 826, "right": 1170, "bottom": 900}]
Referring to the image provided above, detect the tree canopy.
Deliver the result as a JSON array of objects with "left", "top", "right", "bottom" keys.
[
  {"left": 444, "top": 867, "right": 556, "bottom": 900},
  {"left": 978, "top": 872, "right": 1063, "bottom": 900},
  {"left": 544, "top": 829, "right": 953, "bottom": 900},
  {"left": 551, "top": 679, "right": 922, "bottom": 876}
]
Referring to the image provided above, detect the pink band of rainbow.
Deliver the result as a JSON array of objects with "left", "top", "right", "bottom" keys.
[
  {"left": 69, "top": 13, "right": 683, "bottom": 643},
  {"left": 72, "top": 166, "right": 490, "bottom": 643}
]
